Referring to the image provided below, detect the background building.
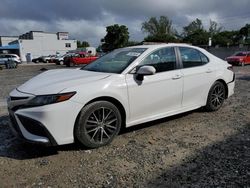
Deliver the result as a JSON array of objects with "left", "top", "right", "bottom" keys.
[
  {"left": 0, "top": 31, "right": 77, "bottom": 61},
  {"left": 0, "top": 36, "right": 19, "bottom": 46}
]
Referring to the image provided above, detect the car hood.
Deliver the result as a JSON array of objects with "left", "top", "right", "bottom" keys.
[
  {"left": 17, "top": 69, "right": 111, "bottom": 95},
  {"left": 226, "top": 56, "right": 244, "bottom": 60}
]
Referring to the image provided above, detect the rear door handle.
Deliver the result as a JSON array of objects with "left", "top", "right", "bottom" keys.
[
  {"left": 172, "top": 74, "right": 182, "bottom": 80},
  {"left": 206, "top": 68, "right": 213, "bottom": 73}
]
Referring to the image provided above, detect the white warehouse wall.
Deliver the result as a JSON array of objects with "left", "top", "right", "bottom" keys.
[{"left": 18, "top": 32, "right": 77, "bottom": 61}]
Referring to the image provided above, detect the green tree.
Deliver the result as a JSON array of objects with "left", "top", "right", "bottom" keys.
[
  {"left": 77, "top": 40, "right": 90, "bottom": 48},
  {"left": 101, "top": 24, "right": 129, "bottom": 52},
  {"left": 182, "top": 18, "right": 209, "bottom": 45},
  {"left": 81, "top": 41, "right": 90, "bottom": 47},
  {"left": 209, "top": 20, "right": 223, "bottom": 36},
  {"left": 141, "top": 16, "right": 177, "bottom": 42},
  {"left": 77, "top": 40, "right": 82, "bottom": 48},
  {"left": 239, "top": 24, "right": 250, "bottom": 44},
  {"left": 183, "top": 18, "right": 204, "bottom": 37},
  {"left": 212, "top": 31, "right": 239, "bottom": 46}
]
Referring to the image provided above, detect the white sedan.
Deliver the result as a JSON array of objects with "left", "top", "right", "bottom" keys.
[{"left": 7, "top": 44, "right": 235, "bottom": 148}]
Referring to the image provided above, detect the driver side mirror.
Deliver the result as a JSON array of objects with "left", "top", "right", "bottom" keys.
[{"left": 136, "top": 65, "right": 156, "bottom": 81}]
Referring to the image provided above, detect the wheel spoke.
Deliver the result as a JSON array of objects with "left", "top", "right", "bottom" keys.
[
  {"left": 87, "top": 120, "right": 98, "bottom": 124},
  {"left": 86, "top": 123, "right": 98, "bottom": 128},
  {"left": 218, "top": 93, "right": 224, "bottom": 97},
  {"left": 100, "top": 128, "right": 104, "bottom": 143},
  {"left": 105, "top": 124, "right": 117, "bottom": 130},
  {"left": 218, "top": 96, "right": 224, "bottom": 100},
  {"left": 106, "top": 118, "right": 117, "bottom": 125},
  {"left": 103, "top": 129, "right": 110, "bottom": 138},
  {"left": 92, "top": 112, "right": 99, "bottom": 122},
  {"left": 104, "top": 110, "right": 112, "bottom": 121},
  {"left": 91, "top": 128, "right": 99, "bottom": 140},
  {"left": 102, "top": 107, "right": 105, "bottom": 121},
  {"left": 87, "top": 127, "right": 98, "bottom": 134}
]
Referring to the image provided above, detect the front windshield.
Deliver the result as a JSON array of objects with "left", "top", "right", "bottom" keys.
[
  {"left": 82, "top": 48, "right": 147, "bottom": 73},
  {"left": 234, "top": 52, "right": 246, "bottom": 56}
]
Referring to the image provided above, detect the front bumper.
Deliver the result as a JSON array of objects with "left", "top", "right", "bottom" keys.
[
  {"left": 8, "top": 109, "right": 57, "bottom": 146},
  {"left": 7, "top": 89, "right": 83, "bottom": 145}
]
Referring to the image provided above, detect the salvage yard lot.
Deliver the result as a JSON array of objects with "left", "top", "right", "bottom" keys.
[{"left": 0, "top": 64, "right": 249, "bottom": 187}]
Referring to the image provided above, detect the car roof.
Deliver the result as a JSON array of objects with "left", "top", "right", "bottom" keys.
[
  {"left": 234, "top": 51, "right": 250, "bottom": 55},
  {"left": 0, "top": 53, "right": 18, "bottom": 55},
  {"left": 126, "top": 43, "right": 194, "bottom": 50}
]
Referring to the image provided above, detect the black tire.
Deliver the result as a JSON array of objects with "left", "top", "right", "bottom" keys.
[
  {"left": 75, "top": 101, "right": 122, "bottom": 148},
  {"left": 14, "top": 62, "right": 18, "bottom": 68},
  {"left": 238, "top": 62, "right": 245, "bottom": 66},
  {"left": 69, "top": 61, "right": 75, "bottom": 67},
  {"left": 205, "top": 81, "right": 226, "bottom": 111},
  {"left": 59, "top": 61, "right": 64, "bottom": 65}
]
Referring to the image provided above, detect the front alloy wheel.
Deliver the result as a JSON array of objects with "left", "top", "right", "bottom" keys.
[
  {"left": 75, "top": 101, "right": 121, "bottom": 148},
  {"left": 205, "top": 81, "right": 226, "bottom": 111}
]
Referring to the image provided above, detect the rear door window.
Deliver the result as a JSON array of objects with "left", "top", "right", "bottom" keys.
[{"left": 179, "top": 47, "right": 209, "bottom": 68}]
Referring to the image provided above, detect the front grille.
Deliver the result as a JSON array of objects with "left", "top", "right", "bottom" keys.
[{"left": 17, "top": 115, "right": 48, "bottom": 137}]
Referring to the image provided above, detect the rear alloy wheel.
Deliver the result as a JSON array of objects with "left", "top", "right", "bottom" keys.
[
  {"left": 205, "top": 81, "right": 226, "bottom": 111},
  {"left": 75, "top": 101, "right": 122, "bottom": 148}
]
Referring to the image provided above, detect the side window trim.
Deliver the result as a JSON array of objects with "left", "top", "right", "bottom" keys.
[{"left": 174, "top": 46, "right": 183, "bottom": 69}]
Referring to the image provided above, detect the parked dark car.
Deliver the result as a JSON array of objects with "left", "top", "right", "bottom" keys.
[{"left": 32, "top": 56, "right": 47, "bottom": 63}]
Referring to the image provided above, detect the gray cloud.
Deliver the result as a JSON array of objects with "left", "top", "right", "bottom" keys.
[{"left": 0, "top": 0, "right": 249, "bottom": 46}]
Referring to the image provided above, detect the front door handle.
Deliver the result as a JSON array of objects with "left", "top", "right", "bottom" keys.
[{"left": 172, "top": 74, "right": 182, "bottom": 80}]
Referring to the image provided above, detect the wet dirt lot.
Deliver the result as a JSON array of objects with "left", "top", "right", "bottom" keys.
[{"left": 0, "top": 64, "right": 249, "bottom": 187}]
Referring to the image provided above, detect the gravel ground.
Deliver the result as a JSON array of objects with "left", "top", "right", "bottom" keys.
[{"left": 0, "top": 64, "right": 249, "bottom": 187}]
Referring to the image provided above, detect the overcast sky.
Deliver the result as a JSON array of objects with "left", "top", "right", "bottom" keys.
[{"left": 0, "top": 0, "right": 249, "bottom": 47}]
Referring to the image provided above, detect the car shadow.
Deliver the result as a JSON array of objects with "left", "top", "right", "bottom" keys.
[
  {"left": 238, "top": 75, "right": 250, "bottom": 81},
  {"left": 0, "top": 107, "right": 206, "bottom": 160},
  {"left": 119, "top": 109, "right": 197, "bottom": 135},
  {"left": 146, "top": 123, "right": 250, "bottom": 187},
  {"left": 0, "top": 114, "right": 84, "bottom": 160}
]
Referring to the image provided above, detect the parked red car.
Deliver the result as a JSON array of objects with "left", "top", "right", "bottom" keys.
[
  {"left": 226, "top": 51, "right": 250, "bottom": 66},
  {"left": 64, "top": 52, "right": 98, "bottom": 67}
]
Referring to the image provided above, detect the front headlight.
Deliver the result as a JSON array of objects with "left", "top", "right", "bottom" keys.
[{"left": 26, "top": 92, "right": 76, "bottom": 107}]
